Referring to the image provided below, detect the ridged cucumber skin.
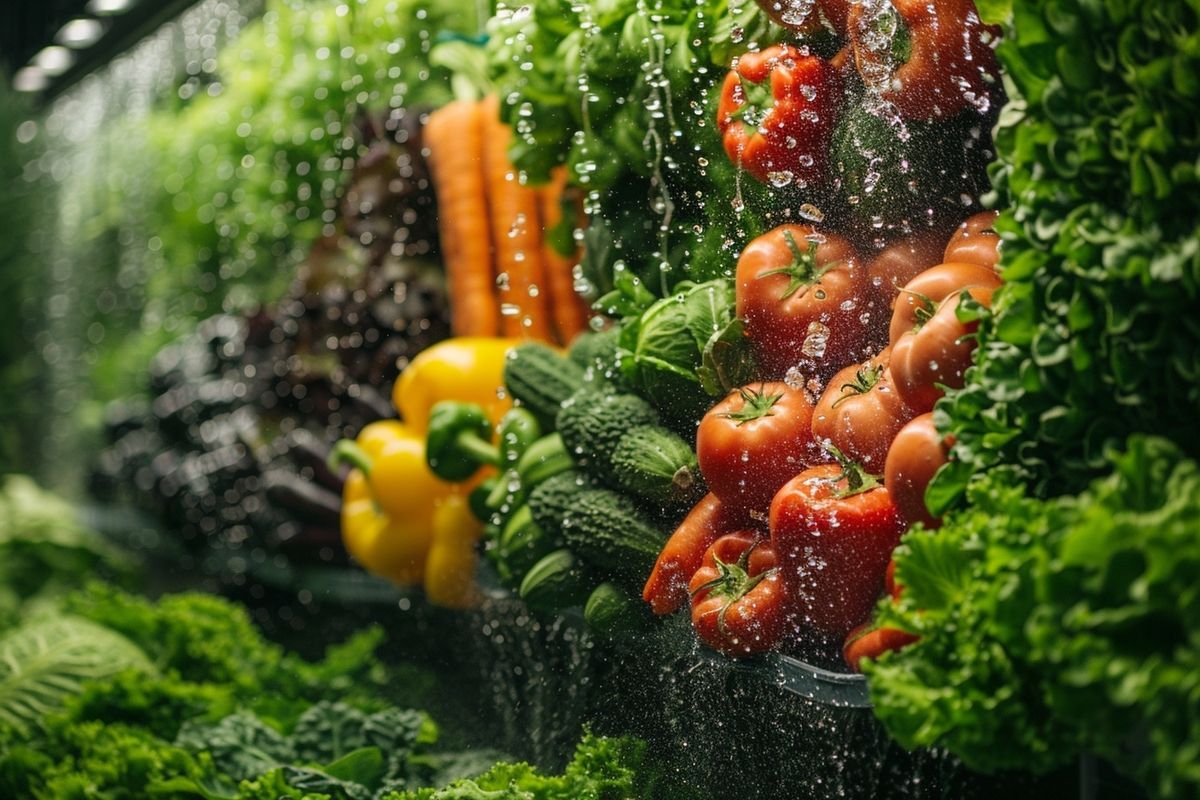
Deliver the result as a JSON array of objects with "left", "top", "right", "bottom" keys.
[
  {"left": 556, "top": 389, "right": 658, "bottom": 477},
  {"left": 504, "top": 344, "right": 584, "bottom": 428},
  {"left": 610, "top": 425, "right": 703, "bottom": 507},
  {"left": 559, "top": 486, "right": 665, "bottom": 576}
]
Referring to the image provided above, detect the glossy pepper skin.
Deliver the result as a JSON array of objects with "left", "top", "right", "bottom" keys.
[
  {"left": 394, "top": 337, "right": 517, "bottom": 435},
  {"left": 337, "top": 421, "right": 450, "bottom": 587},
  {"left": 848, "top": 0, "right": 1001, "bottom": 120},
  {"left": 717, "top": 45, "right": 842, "bottom": 186},
  {"left": 424, "top": 493, "right": 484, "bottom": 609},
  {"left": 689, "top": 531, "right": 789, "bottom": 657},
  {"left": 769, "top": 456, "right": 906, "bottom": 636}
]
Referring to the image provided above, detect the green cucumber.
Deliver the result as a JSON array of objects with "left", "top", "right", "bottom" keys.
[{"left": 519, "top": 549, "right": 591, "bottom": 612}]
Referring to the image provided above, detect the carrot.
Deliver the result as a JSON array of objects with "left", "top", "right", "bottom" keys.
[
  {"left": 642, "top": 493, "right": 752, "bottom": 616},
  {"left": 537, "top": 166, "right": 590, "bottom": 344},
  {"left": 480, "top": 95, "right": 554, "bottom": 340},
  {"left": 424, "top": 99, "right": 499, "bottom": 337}
]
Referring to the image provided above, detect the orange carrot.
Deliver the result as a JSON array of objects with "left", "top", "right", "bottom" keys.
[
  {"left": 537, "top": 166, "right": 590, "bottom": 344},
  {"left": 424, "top": 100, "right": 499, "bottom": 337},
  {"left": 480, "top": 95, "right": 554, "bottom": 341}
]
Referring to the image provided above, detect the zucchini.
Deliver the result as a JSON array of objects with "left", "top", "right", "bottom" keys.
[
  {"left": 518, "top": 549, "right": 591, "bottom": 612},
  {"left": 504, "top": 343, "right": 584, "bottom": 429},
  {"left": 610, "top": 425, "right": 704, "bottom": 507}
]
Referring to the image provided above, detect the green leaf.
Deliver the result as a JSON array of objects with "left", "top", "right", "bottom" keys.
[{"left": 0, "top": 616, "right": 152, "bottom": 738}]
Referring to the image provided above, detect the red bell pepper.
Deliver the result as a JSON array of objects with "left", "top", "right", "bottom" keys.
[
  {"left": 716, "top": 45, "right": 842, "bottom": 187},
  {"left": 689, "top": 532, "right": 789, "bottom": 657}
]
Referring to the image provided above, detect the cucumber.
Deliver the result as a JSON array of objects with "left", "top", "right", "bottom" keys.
[
  {"left": 556, "top": 388, "right": 658, "bottom": 477},
  {"left": 559, "top": 485, "right": 665, "bottom": 576},
  {"left": 519, "top": 549, "right": 591, "bottom": 612},
  {"left": 504, "top": 343, "right": 584, "bottom": 429},
  {"left": 494, "top": 505, "right": 556, "bottom": 586},
  {"left": 528, "top": 470, "right": 598, "bottom": 535},
  {"left": 610, "top": 425, "right": 704, "bottom": 507},
  {"left": 584, "top": 582, "right": 645, "bottom": 637}
]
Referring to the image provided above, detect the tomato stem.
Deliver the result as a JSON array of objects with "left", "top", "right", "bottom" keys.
[
  {"left": 757, "top": 232, "right": 837, "bottom": 301},
  {"left": 830, "top": 363, "right": 884, "bottom": 409},
  {"left": 824, "top": 442, "right": 882, "bottom": 498},
  {"left": 690, "top": 544, "right": 776, "bottom": 637},
  {"left": 898, "top": 287, "right": 937, "bottom": 332},
  {"left": 719, "top": 385, "right": 784, "bottom": 426}
]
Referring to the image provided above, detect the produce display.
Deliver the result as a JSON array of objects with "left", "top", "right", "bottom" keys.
[{"left": 3, "top": 0, "right": 1198, "bottom": 796}]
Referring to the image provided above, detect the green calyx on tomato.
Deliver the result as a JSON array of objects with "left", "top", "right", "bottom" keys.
[
  {"left": 719, "top": 385, "right": 784, "bottom": 426},
  {"left": 899, "top": 286, "right": 937, "bottom": 332},
  {"left": 757, "top": 231, "right": 838, "bottom": 301},
  {"left": 824, "top": 443, "right": 882, "bottom": 498},
  {"left": 690, "top": 546, "right": 776, "bottom": 632},
  {"left": 873, "top": 3, "right": 913, "bottom": 65},
  {"left": 830, "top": 363, "right": 885, "bottom": 410}
]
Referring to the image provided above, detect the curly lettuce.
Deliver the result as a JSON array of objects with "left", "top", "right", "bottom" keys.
[{"left": 868, "top": 437, "right": 1200, "bottom": 798}]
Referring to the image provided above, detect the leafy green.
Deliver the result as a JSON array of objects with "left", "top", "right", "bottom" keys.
[
  {"left": 617, "top": 279, "right": 737, "bottom": 426},
  {"left": 385, "top": 733, "right": 656, "bottom": 800},
  {"left": 62, "top": 584, "right": 399, "bottom": 727},
  {"left": 930, "top": 0, "right": 1200, "bottom": 501},
  {"left": 0, "top": 475, "right": 133, "bottom": 625},
  {"left": 175, "top": 712, "right": 295, "bottom": 782},
  {"left": 868, "top": 437, "right": 1200, "bottom": 798},
  {"left": 0, "top": 616, "right": 152, "bottom": 738}
]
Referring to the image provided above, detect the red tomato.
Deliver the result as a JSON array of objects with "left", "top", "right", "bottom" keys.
[
  {"left": 689, "top": 531, "right": 789, "bottom": 657},
  {"left": 885, "top": 557, "right": 903, "bottom": 601},
  {"left": 716, "top": 45, "right": 842, "bottom": 186},
  {"left": 736, "top": 224, "right": 866, "bottom": 379},
  {"left": 769, "top": 461, "right": 906, "bottom": 636},
  {"left": 643, "top": 493, "right": 752, "bottom": 616},
  {"left": 890, "top": 284, "right": 997, "bottom": 413},
  {"left": 864, "top": 228, "right": 951, "bottom": 335},
  {"left": 697, "top": 382, "right": 820, "bottom": 516},
  {"left": 943, "top": 210, "right": 1001, "bottom": 271},
  {"left": 843, "top": 623, "right": 919, "bottom": 672},
  {"left": 811, "top": 347, "right": 916, "bottom": 470},
  {"left": 887, "top": 261, "right": 1000, "bottom": 347},
  {"left": 884, "top": 412, "right": 951, "bottom": 529}
]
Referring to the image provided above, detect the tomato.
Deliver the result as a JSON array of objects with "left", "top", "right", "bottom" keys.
[
  {"left": 864, "top": 228, "right": 951, "bottom": 335},
  {"left": 884, "top": 412, "right": 951, "bottom": 529},
  {"left": 943, "top": 210, "right": 1001, "bottom": 271},
  {"left": 697, "top": 382, "right": 820, "bottom": 515},
  {"left": 769, "top": 459, "right": 906, "bottom": 636},
  {"left": 811, "top": 347, "right": 916, "bottom": 470},
  {"left": 843, "top": 622, "right": 919, "bottom": 672},
  {"left": 689, "top": 531, "right": 789, "bottom": 657},
  {"left": 643, "top": 493, "right": 753, "bottom": 616},
  {"left": 717, "top": 46, "right": 842, "bottom": 186},
  {"left": 890, "top": 284, "right": 997, "bottom": 413},
  {"left": 887, "top": 261, "right": 1000, "bottom": 347},
  {"left": 736, "top": 224, "right": 866, "bottom": 379},
  {"left": 754, "top": 0, "right": 851, "bottom": 35},
  {"left": 885, "top": 557, "right": 903, "bottom": 601}
]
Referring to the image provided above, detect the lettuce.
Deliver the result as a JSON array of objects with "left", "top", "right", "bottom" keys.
[{"left": 868, "top": 437, "right": 1200, "bottom": 798}]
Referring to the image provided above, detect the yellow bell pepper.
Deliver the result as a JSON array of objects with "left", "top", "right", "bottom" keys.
[
  {"left": 334, "top": 338, "right": 517, "bottom": 607},
  {"left": 423, "top": 493, "right": 484, "bottom": 609},
  {"left": 394, "top": 337, "right": 517, "bottom": 434},
  {"left": 335, "top": 421, "right": 447, "bottom": 586}
]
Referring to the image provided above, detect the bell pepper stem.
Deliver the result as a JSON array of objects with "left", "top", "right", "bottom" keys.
[
  {"left": 456, "top": 431, "right": 501, "bottom": 466},
  {"left": 328, "top": 439, "right": 373, "bottom": 477}
]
